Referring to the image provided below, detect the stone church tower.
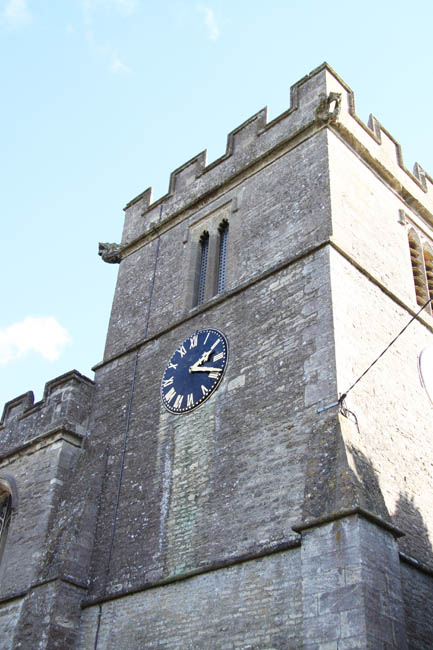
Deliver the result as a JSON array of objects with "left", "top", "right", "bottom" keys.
[{"left": 1, "top": 63, "right": 433, "bottom": 649}]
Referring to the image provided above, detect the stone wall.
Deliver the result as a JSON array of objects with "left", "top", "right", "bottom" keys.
[
  {"left": 0, "top": 599, "right": 23, "bottom": 650},
  {"left": 400, "top": 560, "right": 433, "bottom": 649},
  {"left": 328, "top": 126, "right": 433, "bottom": 564},
  {"left": 104, "top": 127, "right": 332, "bottom": 360},
  {"left": 0, "top": 372, "right": 95, "bottom": 649},
  {"left": 87, "top": 243, "right": 336, "bottom": 602},
  {"left": 80, "top": 547, "right": 302, "bottom": 649},
  {"left": 1, "top": 63, "right": 433, "bottom": 649}
]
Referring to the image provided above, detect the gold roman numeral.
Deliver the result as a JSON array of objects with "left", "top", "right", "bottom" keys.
[{"left": 162, "top": 377, "right": 174, "bottom": 388}]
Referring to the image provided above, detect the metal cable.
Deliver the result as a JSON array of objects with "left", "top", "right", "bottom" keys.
[
  {"left": 98, "top": 204, "right": 163, "bottom": 623},
  {"left": 339, "top": 296, "right": 432, "bottom": 404}
]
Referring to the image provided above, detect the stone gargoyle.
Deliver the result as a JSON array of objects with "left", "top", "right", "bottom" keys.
[{"left": 98, "top": 242, "right": 122, "bottom": 264}]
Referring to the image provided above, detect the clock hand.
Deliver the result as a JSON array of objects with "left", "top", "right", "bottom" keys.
[
  {"left": 189, "top": 347, "right": 216, "bottom": 372},
  {"left": 189, "top": 353, "right": 207, "bottom": 373},
  {"left": 197, "top": 338, "right": 220, "bottom": 364},
  {"left": 199, "top": 349, "right": 213, "bottom": 363},
  {"left": 190, "top": 366, "right": 222, "bottom": 373}
]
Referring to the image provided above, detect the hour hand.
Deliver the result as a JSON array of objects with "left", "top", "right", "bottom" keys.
[
  {"left": 190, "top": 366, "right": 222, "bottom": 373},
  {"left": 189, "top": 349, "right": 212, "bottom": 372}
]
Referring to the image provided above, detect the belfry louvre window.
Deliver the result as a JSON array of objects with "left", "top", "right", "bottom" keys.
[
  {"left": 194, "top": 219, "right": 229, "bottom": 306},
  {"left": 0, "top": 489, "right": 12, "bottom": 566},
  {"left": 217, "top": 219, "right": 229, "bottom": 293},
  {"left": 408, "top": 230, "right": 433, "bottom": 315},
  {"left": 196, "top": 230, "right": 209, "bottom": 306},
  {"left": 424, "top": 248, "right": 433, "bottom": 307}
]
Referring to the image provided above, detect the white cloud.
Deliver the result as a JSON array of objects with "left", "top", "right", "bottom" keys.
[
  {"left": 80, "top": 0, "right": 135, "bottom": 73},
  {"left": 109, "top": 54, "right": 132, "bottom": 75},
  {"left": 3, "top": 0, "right": 32, "bottom": 26},
  {"left": 0, "top": 317, "right": 71, "bottom": 365},
  {"left": 197, "top": 5, "right": 220, "bottom": 41}
]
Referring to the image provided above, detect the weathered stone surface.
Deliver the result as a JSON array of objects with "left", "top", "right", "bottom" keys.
[
  {"left": 301, "top": 516, "right": 407, "bottom": 649},
  {"left": 400, "top": 560, "right": 433, "bottom": 650},
  {"left": 11, "top": 581, "right": 85, "bottom": 650},
  {"left": 86, "top": 244, "right": 335, "bottom": 602},
  {"left": 1, "top": 63, "right": 433, "bottom": 649},
  {"left": 81, "top": 549, "right": 302, "bottom": 650},
  {"left": 0, "top": 599, "right": 23, "bottom": 650}
]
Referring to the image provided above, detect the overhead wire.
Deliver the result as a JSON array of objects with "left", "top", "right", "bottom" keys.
[{"left": 339, "top": 296, "right": 432, "bottom": 406}]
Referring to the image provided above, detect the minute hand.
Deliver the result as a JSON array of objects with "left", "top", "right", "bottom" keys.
[{"left": 190, "top": 366, "right": 222, "bottom": 373}]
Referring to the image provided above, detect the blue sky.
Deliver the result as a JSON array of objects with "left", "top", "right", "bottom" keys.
[{"left": 1, "top": 0, "right": 433, "bottom": 407}]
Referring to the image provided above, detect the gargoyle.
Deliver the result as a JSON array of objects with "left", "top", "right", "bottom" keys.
[
  {"left": 315, "top": 91, "right": 341, "bottom": 123},
  {"left": 98, "top": 242, "right": 122, "bottom": 264}
]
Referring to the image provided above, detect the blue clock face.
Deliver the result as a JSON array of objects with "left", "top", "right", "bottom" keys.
[{"left": 161, "top": 328, "right": 229, "bottom": 414}]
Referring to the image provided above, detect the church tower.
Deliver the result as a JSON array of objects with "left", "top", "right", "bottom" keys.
[{"left": 1, "top": 63, "right": 433, "bottom": 649}]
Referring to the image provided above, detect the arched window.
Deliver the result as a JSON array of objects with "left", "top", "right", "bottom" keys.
[
  {"left": 408, "top": 231, "right": 429, "bottom": 307},
  {"left": 196, "top": 230, "right": 209, "bottom": 306},
  {"left": 217, "top": 219, "right": 229, "bottom": 294},
  {"left": 193, "top": 219, "right": 230, "bottom": 307},
  {"left": 0, "top": 482, "right": 12, "bottom": 567}
]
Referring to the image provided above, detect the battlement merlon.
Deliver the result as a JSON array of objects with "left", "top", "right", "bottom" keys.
[
  {"left": 0, "top": 370, "right": 94, "bottom": 446},
  {"left": 119, "top": 62, "right": 433, "bottom": 249}
]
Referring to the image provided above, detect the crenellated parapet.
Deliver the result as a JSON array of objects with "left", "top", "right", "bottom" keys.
[
  {"left": 0, "top": 370, "right": 94, "bottom": 457},
  {"left": 120, "top": 62, "right": 433, "bottom": 251}
]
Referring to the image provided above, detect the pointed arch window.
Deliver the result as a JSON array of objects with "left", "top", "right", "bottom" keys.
[
  {"left": 217, "top": 219, "right": 229, "bottom": 294},
  {"left": 196, "top": 230, "right": 209, "bottom": 306},
  {"left": 408, "top": 230, "right": 433, "bottom": 316},
  {"left": 0, "top": 486, "right": 12, "bottom": 567},
  {"left": 409, "top": 231, "right": 427, "bottom": 307}
]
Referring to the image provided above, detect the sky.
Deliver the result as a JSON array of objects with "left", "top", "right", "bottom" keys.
[{"left": 1, "top": 0, "right": 433, "bottom": 408}]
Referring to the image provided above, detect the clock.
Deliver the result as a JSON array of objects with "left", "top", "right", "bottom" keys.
[{"left": 161, "top": 328, "right": 229, "bottom": 413}]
